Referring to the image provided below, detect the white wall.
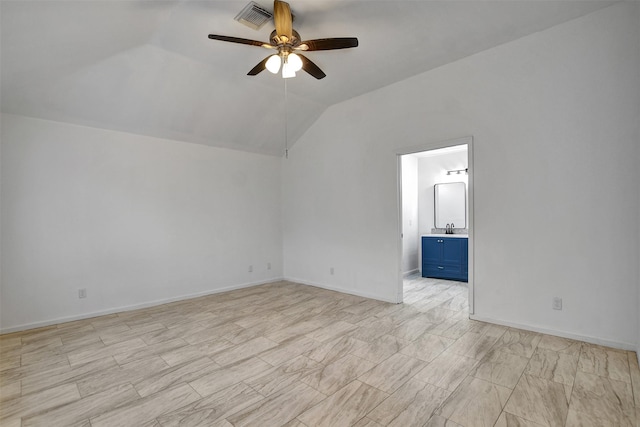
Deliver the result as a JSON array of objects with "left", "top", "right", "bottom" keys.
[
  {"left": 417, "top": 150, "right": 468, "bottom": 238},
  {"left": 401, "top": 155, "right": 419, "bottom": 274},
  {"left": 283, "top": 3, "right": 640, "bottom": 348},
  {"left": 1, "top": 114, "right": 283, "bottom": 332}
]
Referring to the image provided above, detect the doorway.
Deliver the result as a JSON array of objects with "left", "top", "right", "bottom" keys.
[{"left": 396, "top": 137, "right": 474, "bottom": 314}]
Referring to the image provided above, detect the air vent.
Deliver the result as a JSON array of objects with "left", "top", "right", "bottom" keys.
[{"left": 235, "top": 2, "right": 272, "bottom": 30}]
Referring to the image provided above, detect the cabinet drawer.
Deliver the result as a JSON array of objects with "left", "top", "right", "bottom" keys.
[{"left": 423, "top": 263, "right": 462, "bottom": 279}]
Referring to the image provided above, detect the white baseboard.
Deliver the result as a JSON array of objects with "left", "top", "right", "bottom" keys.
[
  {"left": 403, "top": 269, "right": 419, "bottom": 277},
  {"left": 285, "top": 277, "right": 398, "bottom": 304},
  {"left": 0, "top": 277, "right": 284, "bottom": 334},
  {"left": 470, "top": 314, "right": 637, "bottom": 352}
]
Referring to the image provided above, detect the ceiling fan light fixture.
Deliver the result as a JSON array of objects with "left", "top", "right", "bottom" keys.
[
  {"left": 266, "top": 54, "right": 281, "bottom": 73},
  {"left": 208, "top": 0, "right": 358, "bottom": 80},
  {"left": 287, "top": 53, "right": 303, "bottom": 72},
  {"left": 282, "top": 62, "right": 296, "bottom": 78}
]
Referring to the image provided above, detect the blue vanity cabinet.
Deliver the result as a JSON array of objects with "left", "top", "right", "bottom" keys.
[{"left": 422, "top": 236, "right": 468, "bottom": 282}]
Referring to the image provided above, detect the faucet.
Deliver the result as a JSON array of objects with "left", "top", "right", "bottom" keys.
[
  {"left": 451, "top": 223, "right": 455, "bottom": 234},
  {"left": 445, "top": 224, "right": 451, "bottom": 234}
]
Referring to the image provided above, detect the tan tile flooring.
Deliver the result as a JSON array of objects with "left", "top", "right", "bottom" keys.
[{"left": 1, "top": 276, "right": 639, "bottom": 426}]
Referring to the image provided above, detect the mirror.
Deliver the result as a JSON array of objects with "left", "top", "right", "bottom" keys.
[{"left": 434, "top": 182, "right": 466, "bottom": 228}]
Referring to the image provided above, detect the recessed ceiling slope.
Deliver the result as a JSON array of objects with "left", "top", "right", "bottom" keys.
[{"left": 1, "top": 0, "right": 615, "bottom": 156}]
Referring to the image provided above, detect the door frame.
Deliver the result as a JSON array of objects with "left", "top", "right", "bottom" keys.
[{"left": 395, "top": 136, "right": 475, "bottom": 314}]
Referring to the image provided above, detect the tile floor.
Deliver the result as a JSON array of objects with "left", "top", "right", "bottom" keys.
[{"left": 1, "top": 275, "right": 639, "bottom": 426}]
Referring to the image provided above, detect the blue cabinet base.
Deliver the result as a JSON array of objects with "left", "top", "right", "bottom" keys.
[{"left": 421, "top": 236, "right": 468, "bottom": 282}]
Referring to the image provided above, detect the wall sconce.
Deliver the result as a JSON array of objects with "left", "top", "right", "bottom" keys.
[{"left": 446, "top": 168, "right": 468, "bottom": 175}]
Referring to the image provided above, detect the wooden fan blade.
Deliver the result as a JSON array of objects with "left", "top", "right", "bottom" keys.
[
  {"left": 298, "top": 38, "right": 359, "bottom": 51},
  {"left": 298, "top": 54, "right": 326, "bottom": 80},
  {"left": 273, "top": 0, "right": 293, "bottom": 40},
  {"left": 208, "top": 34, "right": 273, "bottom": 49},
  {"left": 247, "top": 56, "right": 271, "bottom": 76}
]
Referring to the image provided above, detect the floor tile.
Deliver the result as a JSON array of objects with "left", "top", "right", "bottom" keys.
[
  {"left": 212, "top": 336, "right": 278, "bottom": 366},
  {"left": 0, "top": 380, "right": 21, "bottom": 402},
  {"left": 134, "top": 357, "right": 220, "bottom": 397},
  {"left": 90, "top": 383, "right": 200, "bottom": 427},
  {"left": 627, "top": 351, "right": 640, "bottom": 407},
  {"left": 568, "top": 370, "right": 636, "bottom": 426},
  {"left": 304, "top": 335, "right": 364, "bottom": 365},
  {"left": 536, "top": 335, "right": 582, "bottom": 357},
  {"left": 305, "top": 320, "right": 358, "bottom": 343},
  {"left": 22, "top": 383, "right": 139, "bottom": 427},
  {"left": 578, "top": 343, "right": 631, "bottom": 383},
  {"left": 301, "top": 353, "right": 375, "bottom": 395},
  {"left": 67, "top": 337, "right": 147, "bottom": 366},
  {"left": 265, "top": 318, "right": 330, "bottom": 343},
  {"left": 155, "top": 382, "right": 263, "bottom": 426},
  {"left": 504, "top": 374, "right": 570, "bottom": 427},
  {"left": 350, "top": 318, "right": 396, "bottom": 343},
  {"left": 437, "top": 376, "right": 511, "bottom": 427},
  {"left": 99, "top": 322, "right": 166, "bottom": 346},
  {"left": 526, "top": 348, "right": 578, "bottom": 387},
  {"left": 0, "top": 382, "right": 81, "bottom": 421},
  {"left": 400, "top": 333, "right": 455, "bottom": 363},
  {"left": 258, "top": 336, "right": 320, "bottom": 367},
  {"left": 113, "top": 337, "right": 187, "bottom": 365},
  {"left": 420, "top": 307, "right": 458, "bottom": 324},
  {"left": 423, "top": 415, "right": 463, "bottom": 426},
  {"left": 390, "top": 316, "right": 437, "bottom": 341},
  {"left": 470, "top": 349, "right": 529, "bottom": 389},
  {"left": 226, "top": 381, "right": 325, "bottom": 427},
  {"left": 352, "top": 418, "right": 384, "bottom": 427},
  {"left": 492, "top": 329, "right": 542, "bottom": 358},
  {"left": 367, "top": 378, "right": 450, "bottom": 426},
  {"left": 20, "top": 356, "right": 118, "bottom": 395},
  {"left": 564, "top": 408, "right": 635, "bottom": 427},
  {"left": 447, "top": 331, "right": 499, "bottom": 360},
  {"left": 414, "top": 349, "right": 478, "bottom": 391},
  {"left": 350, "top": 334, "right": 409, "bottom": 364},
  {"left": 495, "top": 411, "right": 546, "bottom": 426},
  {"left": 246, "top": 355, "right": 323, "bottom": 397},
  {"left": 297, "top": 380, "right": 388, "bottom": 427},
  {"left": 77, "top": 356, "right": 170, "bottom": 397},
  {"left": 358, "top": 352, "right": 427, "bottom": 394},
  {"left": 188, "top": 357, "right": 272, "bottom": 397}
]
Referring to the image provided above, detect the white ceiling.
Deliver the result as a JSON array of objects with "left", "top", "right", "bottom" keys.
[{"left": 1, "top": 0, "right": 614, "bottom": 156}]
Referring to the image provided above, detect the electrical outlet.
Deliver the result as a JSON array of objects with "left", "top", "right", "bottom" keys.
[
  {"left": 267, "top": 262, "right": 271, "bottom": 270},
  {"left": 552, "top": 297, "right": 562, "bottom": 310},
  {"left": 330, "top": 267, "right": 334, "bottom": 275},
  {"left": 248, "top": 265, "right": 253, "bottom": 273},
  {"left": 78, "top": 288, "right": 87, "bottom": 299}
]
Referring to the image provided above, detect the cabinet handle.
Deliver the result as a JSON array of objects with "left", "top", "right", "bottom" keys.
[{"left": 438, "top": 266, "right": 444, "bottom": 269}]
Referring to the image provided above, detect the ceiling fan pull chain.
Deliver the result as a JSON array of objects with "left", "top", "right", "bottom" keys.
[{"left": 284, "top": 77, "right": 289, "bottom": 159}]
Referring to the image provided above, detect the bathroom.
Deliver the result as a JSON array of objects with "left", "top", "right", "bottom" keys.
[{"left": 401, "top": 144, "right": 469, "bottom": 283}]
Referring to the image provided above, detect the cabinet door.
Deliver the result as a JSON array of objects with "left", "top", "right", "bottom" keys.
[
  {"left": 442, "top": 238, "right": 463, "bottom": 265},
  {"left": 422, "top": 237, "right": 441, "bottom": 264},
  {"left": 461, "top": 239, "right": 468, "bottom": 276}
]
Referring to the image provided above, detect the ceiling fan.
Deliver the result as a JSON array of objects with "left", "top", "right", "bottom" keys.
[{"left": 207, "top": 0, "right": 358, "bottom": 79}]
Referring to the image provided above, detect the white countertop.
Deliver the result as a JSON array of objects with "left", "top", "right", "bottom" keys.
[{"left": 422, "top": 234, "right": 468, "bottom": 238}]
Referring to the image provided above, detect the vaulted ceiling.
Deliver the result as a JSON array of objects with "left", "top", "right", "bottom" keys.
[{"left": 1, "top": 0, "right": 614, "bottom": 156}]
